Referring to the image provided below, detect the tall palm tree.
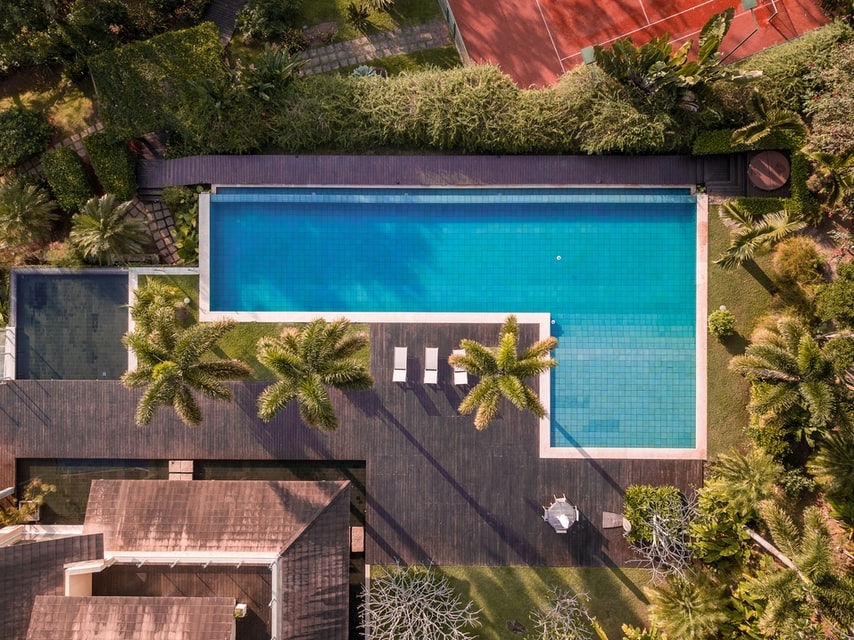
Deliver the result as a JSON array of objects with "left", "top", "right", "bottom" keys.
[
  {"left": 714, "top": 202, "right": 806, "bottom": 270},
  {"left": 647, "top": 571, "right": 733, "bottom": 640},
  {"left": 0, "top": 178, "right": 59, "bottom": 245},
  {"left": 449, "top": 315, "right": 558, "bottom": 430},
  {"left": 700, "top": 448, "right": 782, "bottom": 521},
  {"left": 731, "top": 91, "right": 807, "bottom": 147},
  {"left": 803, "top": 146, "right": 854, "bottom": 210},
  {"left": 122, "top": 308, "right": 250, "bottom": 426},
  {"left": 256, "top": 317, "right": 374, "bottom": 432},
  {"left": 70, "top": 193, "right": 149, "bottom": 265},
  {"left": 807, "top": 428, "right": 854, "bottom": 525},
  {"left": 730, "top": 316, "right": 845, "bottom": 441}
]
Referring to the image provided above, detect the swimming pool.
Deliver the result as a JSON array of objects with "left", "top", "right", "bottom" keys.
[{"left": 201, "top": 187, "right": 706, "bottom": 458}]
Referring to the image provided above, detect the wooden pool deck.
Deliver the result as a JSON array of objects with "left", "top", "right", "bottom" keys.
[{"left": 0, "top": 321, "right": 703, "bottom": 567}]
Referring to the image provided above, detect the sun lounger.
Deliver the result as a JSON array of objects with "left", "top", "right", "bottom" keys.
[
  {"left": 452, "top": 349, "right": 467, "bottom": 385},
  {"left": 393, "top": 347, "right": 407, "bottom": 382},
  {"left": 424, "top": 347, "right": 438, "bottom": 384}
]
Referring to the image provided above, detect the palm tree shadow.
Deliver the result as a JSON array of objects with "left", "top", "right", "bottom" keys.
[{"left": 742, "top": 259, "right": 777, "bottom": 293}]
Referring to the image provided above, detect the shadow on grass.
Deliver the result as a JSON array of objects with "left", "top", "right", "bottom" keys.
[
  {"left": 742, "top": 260, "right": 777, "bottom": 294},
  {"left": 720, "top": 332, "right": 748, "bottom": 355}
]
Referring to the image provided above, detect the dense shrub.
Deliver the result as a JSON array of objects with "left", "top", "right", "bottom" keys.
[
  {"left": 162, "top": 185, "right": 202, "bottom": 263},
  {"left": 0, "top": 106, "right": 53, "bottom": 169},
  {"left": 731, "top": 21, "right": 852, "bottom": 112},
  {"left": 88, "top": 23, "right": 224, "bottom": 139},
  {"left": 816, "top": 261, "right": 854, "bottom": 328},
  {"left": 623, "top": 485, "right": 684, "bottom": 545},
  {"left": 772, "top": 236, "right": 826, "bottom": 283},
  {"left": 804, "top": 39, "right": 854, "bottom": 154},
  {"left": 42, "top": 147, "right": 95, "bottom": 213},
  {"left": 708, "top": 309, "right": 736, "bottom": 338},
  {"left": 83, "top": 132, "right": 137, "bottom": 201},
  {"left": 692, "top": 127, "right": 804, "bottom": 155},
  {"left": 236, "top": 0, "right": 303, "bottom": 40}
]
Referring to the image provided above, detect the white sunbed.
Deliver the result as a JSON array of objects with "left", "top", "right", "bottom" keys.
[
  {"left": 452, "top": 349, "right": 468, "bottom": 385},
  {"left": 393, "top": 347, "right": 407, "bottom": 383},
  {"left": 424, "top": 347, "right": 438, "bottom": 384}
]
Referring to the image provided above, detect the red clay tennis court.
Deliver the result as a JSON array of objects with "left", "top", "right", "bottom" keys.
[{"left": 446, "top": 0, "right": 828, "bottom": 86}]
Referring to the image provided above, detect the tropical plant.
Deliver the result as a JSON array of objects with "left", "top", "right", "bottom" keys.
[
  {"left": 772, "top": 236, "right": 825, "bottom": 284},
  {"left": 122, "top": 302, "right": 250, "bottom": 426},
  {"left": 707, "top": 308, "right": 736, "bottom": 339},
  {"left": 256, "top": 318, "right": 373, "bottom": 431},
  {"left": 647, "top": 571, "right": 734, "bottom": 640},
  {"left": 803, "top": 145, "right": 854, "bottom": 211},
  {"left": 0, "top": 179, "right": 59, "bottom": 245},
  {"left": 360, "top": 564, "right": 480, "bottom": 640},
  {"left": 449, "top": 315, "right": 557, "bottom": 430},
  {"left": 236, "top": 0, "right": 303, "bottom": 40},
  {"left": 0, "top": 106, "right": 53, "bottom": 169},
  {"left": 240, "top": 44, "right": 304, "bottom": 100},
  {"left": 714, "top": 202, "right": 807, "bottom": 270},
  {"left": 731, "top": 90, "right": 806, "bottom": 147},
  {"left": 162, "top": 185, "right": 201, "bottom": 263},
  {"left": 593, "top": 10, "right": 733, "bottom": 112},
  {"left": 807, "top": 427, "right": 854, "bottom": 527},
  {"left": 700, "top": 449, "right": 782, "bottom": 521},
  {"left": 70, "top": 194, "right": 150, "bottom": 265},
  {"left": 346, "top": 2, "right": 371, "bottom": 30},
  {"left": 0, "top": 478, "right": 56, "bottom": 526},
  {"left": 816, "top": 261, "right": 854, "bottom": 329},
  {"left": 730, "top": 316, "right": 848, "bottom": 444}
]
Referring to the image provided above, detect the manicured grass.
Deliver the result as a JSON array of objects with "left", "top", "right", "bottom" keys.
[
  {"left": 0, "top": 73, "right": 98, "bottom": 139},
  {"left": 337, "top": 45, "right": 461, "bottom": 75},
  {"left": 300, "top": 0, "right": 443, "bottom": 41},
  {"left": 428, "top": 566, "right": 651, "bottom": 640},
  {"left": 706, "top": 204, "right": 776, "bottom": 458},
  {"left": 138, "top": 274, "right": 369, "bottom": 380}
]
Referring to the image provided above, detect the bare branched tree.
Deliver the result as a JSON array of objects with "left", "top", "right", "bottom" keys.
[
  {"left": 360, "top": 564, "right": 480, "bottom": 640},
  {"left": 626, "top": 491, "right": 698, "bottom": 581},
  {"left": 529, "top": 587, "right": 604, "bottom": 640}
]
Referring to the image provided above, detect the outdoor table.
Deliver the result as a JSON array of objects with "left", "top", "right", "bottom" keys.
[
  {"left": 747, "top": 150, "right": 790, "bottom": 191},
  {"left": 543, "top": 497, "right": 578, "bottom": 533}
]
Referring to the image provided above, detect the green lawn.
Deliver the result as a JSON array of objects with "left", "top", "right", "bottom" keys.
[
  {"left": 0, "top": 72, "right": 98, "bottom": 139},
  {"left": 430, "top": 566, "right": 651, "bottom": 640},
  {"left": 300, "top": 0, "right": 443, "bottom": 42}
]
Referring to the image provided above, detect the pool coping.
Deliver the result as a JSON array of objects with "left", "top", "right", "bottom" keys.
[{"left": 199, "top": 186, "right": 707, "bottom": 461}]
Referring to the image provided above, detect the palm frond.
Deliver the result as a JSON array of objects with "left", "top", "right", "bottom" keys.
[
  {"left": 173, "top": 385, "right": 203, "bottom": 426},
  {"left": 473, "top": 387, "right": 502, "bottom": 430},
  {"left": 759, "top": 501, "right": 800, "bottom": 559},
  {"left": 257, "top": 379, "right": 299, "bottom": 422},
  {"left": 296, "top": 375, "right": 337, "bottom": 431},
  {"left": 799, "top": 380, "right": 835, "bottom": 428},
  {"left": 457, "top": 380, "right": 497, "bottom": 416}
]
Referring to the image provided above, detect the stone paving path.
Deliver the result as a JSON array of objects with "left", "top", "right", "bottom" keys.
[{"left": 300, "top": 21, "right": 451, "bottom": 75}]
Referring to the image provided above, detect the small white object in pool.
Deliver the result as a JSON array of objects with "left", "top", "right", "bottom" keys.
[{"left": 556, "top": 256, "right": 562, "bottom": 261}]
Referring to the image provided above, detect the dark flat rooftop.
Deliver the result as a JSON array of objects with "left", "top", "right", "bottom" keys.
[{"left": 0, "top": 321, "right": 702, "bottom": 567}]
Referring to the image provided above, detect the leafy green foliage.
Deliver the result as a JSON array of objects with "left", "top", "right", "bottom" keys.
[
  {"left": 0, "top": 478, "right": 56, "bottom": 526},
  {"left": 647, "top": 571, "right": 735, "bottom": 640},
  {"left": 346, "top": 2, "right": 371, "bottom": 30},
  {"left": 623, "top": 485, "right": 684, "bottom": 545},
  {"left": 83, "top": 132, "right": 137, "bottom": 201},
  {"left": 714, "top": 202, "right": 806, "bottom": 270},
  {"left": 256, "top": 318, "right": 373, "bottom": 431},
  {"left": 707, "top": 309, "right": 736, "bottom": 339},
  {"left": 808, "top": 428, "right": 854, "bottom": 528},
  {"left": 70, "top": 194, "right": 149, "bottom": 265},
  {"left": 162, "top": 185, "right": 201, "bottom": 264},
  {"left": 804, "top": 39, "right": 854, "bottom": 154},
  {"left": 0, "top": 179, "right": 59, "bottom": 245},
  {"left": 730, "top": 90, "right": 806, "bottom": 147},
  {"left": 42, "top": 146, "right": 95, "bottom": 213},
  {"left": 815, "top": 261, "right": 854, "bottom": 328},
  {"left": 88, "top": 23, "right": 224, "bottom": 139},
  {"left": 236, "top": 0, "right": 303, "bottom": 40},
  {"left": 772, "top": 236, "right": 825, "bottom": 284},
  {"left": 451, "top": 315, "right": 558, "bottom": 430},
  {"left": 0, "top": 106, "right": 53, "bottom": 169}
]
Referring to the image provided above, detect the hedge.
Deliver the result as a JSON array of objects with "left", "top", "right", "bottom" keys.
[
  {"left": 692, "top": 128, "right": 805, "bottom": 155},
  {"left": 83, "top": 132, "right": 137, "bottom": 201},
  {"left": 42, "top": 147, "right": 95, "bottom": 213},
  {"left": 0, "top": 106, "right": 53, "bottom": 169},
  {"left": 88, "top": 23, "right": 224, "bottom": 139}
]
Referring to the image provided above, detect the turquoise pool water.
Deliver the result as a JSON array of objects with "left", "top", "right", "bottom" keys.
[{"left": 207, "top": 187, "right": 697, "bottom": 449}]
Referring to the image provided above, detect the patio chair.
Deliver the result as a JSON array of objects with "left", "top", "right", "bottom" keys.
[
  {"left": 393, "top": 347, "right": 407, "bottom": 383},
  {"left": 452, "top": 349, "right": 468, "bottom": 385},
  {"left": 424, "top": 347, "right": 438, "bottom": 384}
]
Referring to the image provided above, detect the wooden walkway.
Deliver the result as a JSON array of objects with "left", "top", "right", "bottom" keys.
[
  {"left": 0, "top": 321, "right": 703, "bottom": 567},
  {"left": 138, "top": 153, "right": 753, "bottom": 194}
]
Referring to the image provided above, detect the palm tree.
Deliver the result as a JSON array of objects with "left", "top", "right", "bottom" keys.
[
  {"left": 0, "top": 178, "right": 59, "bottom": 245},
  {"left": 803, "top": 146, "right": 854, "bottom": 210},
  {"left": 731, "top": 91, "right": 807, "bottom": 147},
  {"left": 256, "top": 317, "right": 374, "bottom": 431},
  {"left": 730, "top": 316, "right": 845, "bottom": 441},
  {"left": 807, "top": 428, "right": 854, "bottom": 525},
  {"left": 701, "top": 448, "right": 782, "bottom": 521},
  {"left": 449, "top": 315, "right": 558, "bottom": 430},
  {"left": 122, "top": 306, "right": 250, "bottom": 426},
  {"left": 70, "top": 193, "right": 149, "bottom": 265},
  {"left": 714, "top": 202, "right": 807, "bottom": 270},
  {"left": 647, "top": 571, "right": 733, "bottom": 639}
]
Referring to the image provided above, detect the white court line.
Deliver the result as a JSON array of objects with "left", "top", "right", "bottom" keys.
[
  {"left": 557, "top": 0, "right": 739, "bottom": 63},
  {"left": 639, "top": 0, "right": 652, "bottom": 25},
  {"left": 535, "top": 0, "right": 566, "bottom": 76}
]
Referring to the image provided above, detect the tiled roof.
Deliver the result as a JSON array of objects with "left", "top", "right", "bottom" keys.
[
  {"left": 26, "top": 596, "right": 235, "bottom": 640},
  {"left": 83, "top": 479, "right": 350, "bottom": 554},
  {"left": 0, "top": 535, "right": 103, "bottom": 640}
]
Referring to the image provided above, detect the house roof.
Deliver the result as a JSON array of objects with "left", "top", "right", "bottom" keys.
[
  {"left": 26, "top": 596, "right": 235, "bottom": 640},
  {"left": 0, "top": 535, "right": 103, "bottom": 640},
  {"left": 82, "top": 479, "right": 350, "bottom": 555}
]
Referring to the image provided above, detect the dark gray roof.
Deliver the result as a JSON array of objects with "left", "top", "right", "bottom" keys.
[
  {"left": 25, "top": 596, "right": 235, "bottom": 640},
  {"left": 83, "top": 479, "right": 350, "bottom": 554},
  {"left": 0, "top": 535, "right": 103, "bottom": 640}
]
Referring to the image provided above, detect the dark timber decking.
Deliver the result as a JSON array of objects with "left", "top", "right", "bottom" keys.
[
  {"left": 137, "top": 154, "right": 753, "bottom": 195},
  {"left": 0, "top": 322, "right": 703, "bottom": 567}
]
